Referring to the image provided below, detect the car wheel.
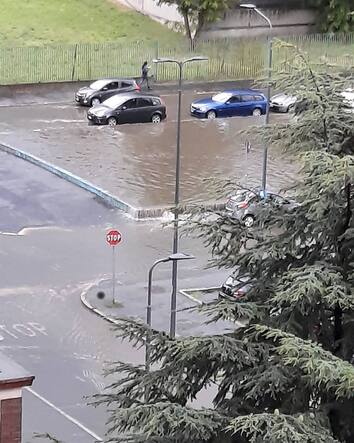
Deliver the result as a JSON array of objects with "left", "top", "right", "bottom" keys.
[
  {"left": 151, "top": 113, "right": 161, "bottom": 124},
  {"left": 252, "top": 108, "right": 262, "bottom": 117},
  {"left": 91, "top": 98, "right": 101, "bottom": 107},
  {"left": 107, "top": 117, "right": 117, "bottom": 126},
  {"left": 206, "top": 110, "right": 216, "bottom": 120},
  {"left": 243, "top": 215, "right": 255, "bottom": 227}
]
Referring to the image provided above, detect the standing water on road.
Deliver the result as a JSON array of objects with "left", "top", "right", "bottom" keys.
[{"left": 0, "top": 92, "right": 297, "bottom": 210}]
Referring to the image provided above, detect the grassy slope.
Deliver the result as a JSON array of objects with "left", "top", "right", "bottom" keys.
[{"left": 0, "top": 0, "right": 181, "bottom": 46}]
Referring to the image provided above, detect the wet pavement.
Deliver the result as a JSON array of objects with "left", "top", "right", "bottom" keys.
[
  {"left": 0, "top": 84, "right": 298, "bottom": 212},
  {"left": 0, "top": 151, "right": 230, "bottom": 441}
]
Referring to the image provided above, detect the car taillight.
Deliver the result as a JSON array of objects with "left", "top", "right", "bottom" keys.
[
  {"left": 238, "top": 201, "right": 248, "bottom": 209},
  {"left": 234, "top": 289, "right": 245, "bottom": 299}
]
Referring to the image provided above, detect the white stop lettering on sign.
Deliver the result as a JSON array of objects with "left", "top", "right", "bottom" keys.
[{"left": 106, "top": 230, "right": 122, "bottom": 246}]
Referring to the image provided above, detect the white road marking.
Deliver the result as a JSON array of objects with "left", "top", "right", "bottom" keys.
[
  {"left": 38, "top": 119, "right": 85, "bottom": 123},
  {"left": 0, "top": 322, "right": 48, "bottom": 340},
  {"left": 75, "top": 376, "right": 86, "bottom": 383},
  {"left": 0, "top": 231, "right": 24, "bottom": 236},
  {"left": 26, "top": 387, "right": 103, "bottom": 442},
  {"left": 170, "top": 118, "right": 196, "bottom": 123},
  {"left": 179, "top": 286, "right": 220, "bottom": 305}
]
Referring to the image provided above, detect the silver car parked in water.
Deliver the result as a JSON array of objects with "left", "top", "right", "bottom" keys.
[
  {"left": 269, "top": 93, "right": 297, "bottom": 113},
  {"left": 225, "top": 189, "right": 296, "bottom": 227}
]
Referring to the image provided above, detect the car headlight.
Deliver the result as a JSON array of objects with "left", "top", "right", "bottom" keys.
[{"left": 198, "top": 105, "right": 208, "bottom": 111}]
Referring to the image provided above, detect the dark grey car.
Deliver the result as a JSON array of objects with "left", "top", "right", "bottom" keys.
[
  {"left": 75, "top": 78, "right": 140, "bottom": 107},
  {"left": 87, "top": 92, "right": 166, "bottom": 126},
  {"left": 226, "top": 189, "right": 296, "bottom": 227}
]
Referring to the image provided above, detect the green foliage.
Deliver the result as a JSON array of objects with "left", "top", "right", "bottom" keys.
[
  {"left": 311, "top": 0, "right": 354, "bottom": 32},
  {"left": 228, "top": 412, "right": 339, "bottom": 443},
  {"left": 158, "top": 0, "right": 237, "bottom": 42},
  {"left": 0, "top": 0, "right": 181, "bottom": 47},
  {"left": 96, "top": 44, "right": 354, "bottom": 443}
]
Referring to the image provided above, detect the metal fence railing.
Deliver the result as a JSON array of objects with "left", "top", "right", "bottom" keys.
[{"left": 0, "top": 33, "right": 353, "bottom": 85}]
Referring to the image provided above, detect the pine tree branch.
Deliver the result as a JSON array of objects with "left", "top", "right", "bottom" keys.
[
  {"left": 254, "top": 325, "right": 354, "bottom": 398},
  {"left": 104, "top": 402, "right": 230, "bottom": 441},
  {"left": 228, "top": 411, "right": 339, "bottom": 443}
]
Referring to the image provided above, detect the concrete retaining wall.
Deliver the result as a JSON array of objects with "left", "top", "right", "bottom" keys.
[{"left": 201, "top": 7, "right": 316, "bottom": 39}]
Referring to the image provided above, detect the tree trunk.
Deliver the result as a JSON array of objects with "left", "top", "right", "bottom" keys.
[
  {"left": 182, "top": 11, "right": 193, "bottom": 49},
  {"left": 194, "top": 10, "right": 205, "bottom": 43}
]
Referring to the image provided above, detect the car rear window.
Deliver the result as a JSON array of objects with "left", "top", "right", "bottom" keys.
[
  {"left": 137, "top": 98, "right": 152, "bottom": 107},
  {"left": 241, "top": 95, "right": 255, "bottom": 102}
]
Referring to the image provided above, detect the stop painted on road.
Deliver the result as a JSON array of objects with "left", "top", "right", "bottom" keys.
[{"left": 0, "top": 322, "right": 47, "bottom": 341}]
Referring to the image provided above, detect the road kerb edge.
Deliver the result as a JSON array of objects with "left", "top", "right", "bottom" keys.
[
  {"left": 0, "top": 141, "right": 135, "bottom": 215},
  {"left": 80, "top": 284, "right": 121, "bottom": 325}
]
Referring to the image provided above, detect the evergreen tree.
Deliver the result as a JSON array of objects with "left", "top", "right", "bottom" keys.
[{"left": 94, "top": 44, "right": 354, "bottom": 442}]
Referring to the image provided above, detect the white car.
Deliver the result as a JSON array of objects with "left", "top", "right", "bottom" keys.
[
  {"left": 270, "top": 88, "right": 354, "bottom": 114},
  {"left": 269, "top": 93, "right": 297, "bottom": 113},
  {"left": 342, "top": 88, "right": 354, "bottom": 111}
]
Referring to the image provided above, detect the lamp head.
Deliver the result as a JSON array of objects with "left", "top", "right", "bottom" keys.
[
  {"left": 169, "top": 253, "right": 195, "bottom": 261},
  {"left": 240, "top": 3, "right": 257, "bottom": 9}
]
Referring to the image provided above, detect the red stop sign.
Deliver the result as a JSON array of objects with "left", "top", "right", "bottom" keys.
[{"left": 106, "top": 230, "right": 122, "bottom": 246}]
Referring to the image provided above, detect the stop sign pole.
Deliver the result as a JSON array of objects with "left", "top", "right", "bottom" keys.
[{"left": 106, "top": 230, "right": 122, "bottom": 303}]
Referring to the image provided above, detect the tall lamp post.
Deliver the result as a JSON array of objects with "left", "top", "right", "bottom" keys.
[
  {"left": 145, "top": 252, "right": 195, "bottom": 372},
  {"left": 152, "top": 56, "right": 208, "bottom": 339},
  {"left": 240, "top": 3, "right": 273, "bottom": 192}
]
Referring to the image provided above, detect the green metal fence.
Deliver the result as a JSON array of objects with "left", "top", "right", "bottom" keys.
[{"left": 0, "top": 33, "right": 353, "bottom": 85}]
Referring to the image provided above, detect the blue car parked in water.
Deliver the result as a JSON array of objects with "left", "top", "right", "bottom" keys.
[{"left": 190, "top": 89, "right": 267, "bottom": 119}]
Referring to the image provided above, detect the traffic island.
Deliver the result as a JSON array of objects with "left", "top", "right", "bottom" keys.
[{"left": 80, "top": 279, "right": 233, "bottom": 336}]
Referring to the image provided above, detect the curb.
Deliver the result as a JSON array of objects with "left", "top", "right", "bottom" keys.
[
  {"left": 80, "top": 284, "right": 121, "bottom": 326},
  {"left": 0, "top": 141, "right": 226, "bottom": 220},
  {"left": 0, "top": 141, "right": 137, "bottom": 215}
]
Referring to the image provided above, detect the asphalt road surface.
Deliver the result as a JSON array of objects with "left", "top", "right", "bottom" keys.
[{"left": 0, "top": 151, "right": 229, "bottom": 442}]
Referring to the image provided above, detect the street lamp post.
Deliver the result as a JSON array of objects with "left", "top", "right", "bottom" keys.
[
  {"left": 240, "top": 3, "right": 273, "bottom": 192},
  {"left": 152, "top": 56, "right": 207, "bottom": 339},
  {"left": 145, "top": 252, "right": 195, "bottom": 373}
]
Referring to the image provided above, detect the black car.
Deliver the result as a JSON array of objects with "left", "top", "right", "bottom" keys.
[
  {"left": 87, "top": 93, "right": 166, "bottom": 126},
  {"left": 75, "top": 78, "right": 140, "bottom": 107},
  {"left": 219, "top": 273, "right": 251, "bottom": 300}
]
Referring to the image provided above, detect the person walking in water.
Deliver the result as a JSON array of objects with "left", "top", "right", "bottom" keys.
[{"left": 140, "top": 61, "right": 151, "bottom": 90}]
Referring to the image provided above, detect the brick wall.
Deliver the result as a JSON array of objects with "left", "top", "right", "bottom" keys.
[{"left": 0, "top": 397, "right": 22, "bottom": 443}]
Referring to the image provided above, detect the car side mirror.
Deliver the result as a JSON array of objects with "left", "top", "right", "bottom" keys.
[
  {"left": 102, "top": 87, "right": 108, "bottom": 91},
  {"left": 122, "top": 106, "right": 127, "bottom": 110}
]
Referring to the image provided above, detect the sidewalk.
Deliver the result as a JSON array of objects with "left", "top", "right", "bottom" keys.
[
  {"left": 81, "top": 274, "right": 232, "bottom": 337},
  {"left": 0, "top": 79, "right": 249, "bottom": 107}
]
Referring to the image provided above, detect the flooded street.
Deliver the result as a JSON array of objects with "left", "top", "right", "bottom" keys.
[
  {"left": 0, "top": 82, "right": 299, "bottom": 441},
  {"left": 0, "top": 88, "right": 297, "bottom": 210}
]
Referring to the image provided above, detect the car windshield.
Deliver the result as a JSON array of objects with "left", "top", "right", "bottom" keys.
[
  {"left": 231, "top": 190, "right": 257, "bottom": 202},
  {"left": 90, "top": 80, "right": 109, "bottom": 90},
  {"left": 103, "top": 95, "right": 128, "bottom": 109},
  {"left": 212, "top": 92, "right": 233, "bottom": 103}
]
